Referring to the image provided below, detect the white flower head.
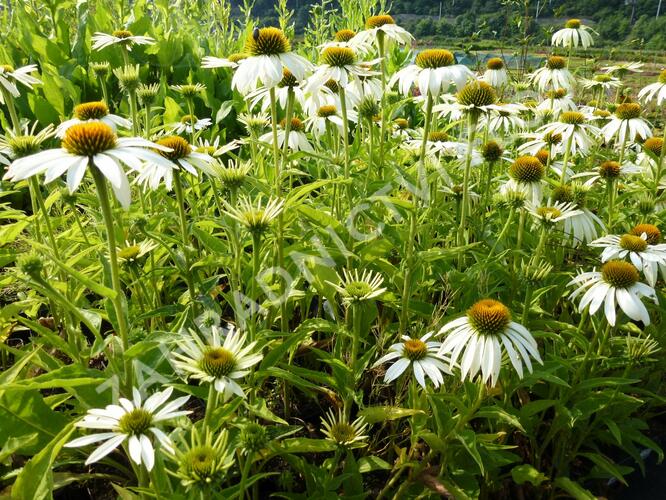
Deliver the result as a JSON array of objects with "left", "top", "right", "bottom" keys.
[
  {"left": 601, "top": 103, "right": 652, "bottom": 145},
  {"left": 64, "top": 386, "right": 191, "bottom": 471},
  {"left": 373, "top": 333, "right": 452, "bottom": 389},
  {"left": 351, "top": 14, "right": 413, "bottom": 50},
  {"left": 638, "top": 69, "right": 666, "bottom": 105},
  {"left": 438, "top": 299, "right": 543, "bottom": 385},
  {"left": 91, "top": 30, "right": 155, "bottom": 51},
  {"left": 171, "top": 325, "right": 262, "bottom": 401},
  {"left": 551, "top": 19, "right": 596, "bottom": 49},
  {"left": 56, "top": 101, "right": 131, "bottom": 138},
  {"left": 232, "top": 27, "right": 312, "bottom": 94},
  {"left": 2, "top": 122, "right": 172, "bottom": 208},
  {"left": 326, "top": 268, "right": 386, "bottom": 305},
  {"left": 569, "top": 260, "right": 658, "bottom": 326},
  {"left": 529, "top": 56, "right": 576, "bottom": 92},
  {"left": 390, "top": 49, "right": 473, "bottom": 97},
  {"left": 0, "top": 63, "right": 41, "bottom": 102}
]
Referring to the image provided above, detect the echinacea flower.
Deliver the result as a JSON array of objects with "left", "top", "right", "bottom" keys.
[
  {"left": 171, "top": 325, "right": 262, "bottom": 400},
  {"left": 224, "top": 196, "right": 284, "bottom": 234},
  {"left": 373, "top": 333, "right": 451, "bottom": 389},
  {"left": 352, "top": 14, "right": 413, "bottom": 49},
  {"left": 308, "top": 46, "right": 380, "bottom": 89},
  {"left": 482, "top": 57, "right": 509, "bottom": 88},
  {"left": 525, "top": 199, "right": 582, "bottom": 225},
  {"left": 529, "top": 56, "right": 576, "bottom": 92},
  {"left": 538, "top": 110, "right": 600, "bottom": 156},
  {"left": 320, "top": 409, "right": 368, "bottom": 447},
  {"left": 390, "top": 49, "right": 473, "bottom": 97},
  {"left": 232, "top": 27, "right": 312, "bottom": 94},
  {"left": 481, "top": 102, "right": 527, "bottom": 134},
  {"left": 589, "top": 233, "right": 666, "bottom": 286},
  {"left": 568, "top": 260, "right": 658, "bottom": 326},
  {"left": 91, "top": 30, "right": 155, "bottom": 51},
  {"left": 117, "top": 239, "right": 158, "bottom": 263},
  {"left": 602, "top": 61, "right": 643, "bottom": 77},
  {"left": 135, "top": 135, "right": 215, "bottom": 191},
  {"left": 437, "top": 299, "right": 542, "bottom": 385},
  {"left": 601, "top": 103, "right": 652, "bottom": 145},
  {"left": 64, "top": 386, "right": 190, "bottom": 471},
  {"left": 56, "top": 101, "right": 131, "bottom": 138},
  {"left": 0, "top": 122, "right": 55, "bottom": 164},
  {"left": 202, "top": 53, "right": 247, "bottom": 69},
  {"left": 168, "top": 428, "right": 234, "bottom": 490},
  {"left": 247, "top": 69, "right": 306, "bottom": 113},
  {"left": 326, "top": 268, "right": 386, "bottom": 305},
  {"left": 551, "top": 183, "right": 605, "bottom": 245},
  {"left": 0, "top": 63, "right": 41, "bottom": 102},
  {"left": 2, "top": 122, "right": 171, "bottom": 208},
  {"left": 573, "top": 159, "right": 642, "bottom": 187},
  {"left": 551, "top": 19, "right": 596, "bottom": 49},
  {"left": 638, "top": 69, "right": 666, "bottom": 106},
  {"left": 536, "top": 88, "right": 577, "bottom": 114},
  {"left": 170, "top": 115, "right": 212, "bottom": 135},
  {"left": 502, "top": 156, "right": 545, "bottom": 204},
  {"left": 259, "top": 117, "right": 313, "bottom": 152}
]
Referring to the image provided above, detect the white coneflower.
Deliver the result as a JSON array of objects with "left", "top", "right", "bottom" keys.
[
  {"left": 404, "top": 130, "right": 482, "bottom": 165},
  {"left": 307, "top": 46, "right": 380, "bottom": 91},
  {"left": 529, "top": 56, "right": 576, "bottom": 92},
  {"left": 517, "top": 130, "right": 563, "bottom": 157},
  {"left": 638, "top": 69, "right": 666, "bottom": 106},
  {"left": 91, "top": 30, "right": 155, "bottom": 51},
  {"left": 319, "top": 28, "right": 373, "bottom": 56},
  {"left": 2, "top": 122, "right": 171, "bottom": 208},
  {"left": 320, "top": 409, "right": 368, "bottom": 447},
  {"left": 568, "top": 260, "right": 658, "bottom": 326},
  {"left": 581, "top": 74, "right": 621, "bottom": 96},
  {"left": 482, "top": 57, "right": 509, "bottom": 88},
  {"left": 589, "top": 232, "right": 666, "bottom": 287},
  {"left": 0, "top": 63, "right": 41, "bottom": 102},
  {"left": 305, "top": 104, "right": 346, "bottom": 139},
  {"left": 171, "top": 325, "right": 262, "bottom": 401},
  {"left": 215, "top": 159, "right": 252, "bottom": 190},
  {"left": 373, "top": 333, "right": 451, "bottom": 389},
  {"left": 391, "top": 49, "right": 473, "bottom": 97},
  {"left": 202, "top": 53, "right": 248, "bottom": 69},
  {"left": 117, "top": 239, "right": 158, "bottom": 263},
  {"left": 551, "top": 19, "right": 596, "bottom": 49},
  {"left": 224, "top": 196, "right": 284, "bottom": 234},
  {"left": 601, "top": 103, "right": 652, "bottom": 145},
  {"left": 326, "top": 268, "right": 386, "bottom": 305},
  {"left": 247, "top": 69, "right": 306, "bottom": 113},
  {"left": 602, "top": 62, "right": 644, "bottom": 77},
  {"left": 232, "top": 27, "right": 312, "bottom": 94},
  {"left": 352, "top": 14, "right": 413, "bottom": 49},
  {"left": 502, "top": 156, "right": 545, "bottom": 204},
  {"left": 238, "top": 111, "right": 270, "bottom": 137},
  {"left": 0, "top": 122, "right": 55, "bottom": 163},
  {"left": 170, "top": 115, "right": 212, "bottom": 135},
  {"left": 536, "top": 88, "right": 577, "bottom": 114},
  {"left": 259, "top": 117, "right": 313, "bottom": 152},
  {"left": 437, "top": 299, "right": 542, "bottom": 385},
  {"left": 64, "top": 386, "right": 190, "bottom": 471},
  {"left": 525, "top": 199, "right": 582, "bottom": 225},
  {"left": 195, "top": 136, "right": 241, "bottom": 158},
  {"left": 135, "top": 135, "right": 215, "bottom": 191},
  {"left": 538, "top": 110, "right": 600, "bottom": 156},
  {"left": 481, "top": 102, "right": 527, "bottom": 134},
  {"left": 168, "top": 428, "right": 234, "bottom": 490},
  {"left": 56, "top": 101, "right": 131, "bottom": 138},
  {"left": 573, "top": 159, "right": 643, "bottom": 187},
  {"left": 551, "top": 183, "right": 605, "bottom": 246}
]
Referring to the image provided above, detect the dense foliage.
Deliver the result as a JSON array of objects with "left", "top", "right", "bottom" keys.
[{"left": 0, "top": 1, "right": 665, "bottom": 499}]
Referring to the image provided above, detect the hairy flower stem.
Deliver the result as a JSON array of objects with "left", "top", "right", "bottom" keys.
[
  {"left": 269, "top": 88, "right": 281, "bottom": 194},
  {"left": 399, "top": 209, "right": 418, "bottom": 335},
  {"left": 458, "top": 112, "right": 478, "bottom": 253},
  {"left": 203, "top": 384, "right": 218, "bottom": 432},
  {"left": 606, "top": 179, "right": 616, "bottom": 231},
  {"left": 558, "top": 133, "right": 574, "bottom": 184},
  {"left": 488, "top": 208, "right": 515, "bottom": 259},
  {"left": 172, "top": 170, "right": 197, "bottom": 304},
  {"left": 378, "top": 31, "right": 387, "bottom": 174},
  {"left": 90, "top": 166, "right": 132, "bottom": 390},
  {"left": 339, "top": 86, "right": 352, "bottom": 206},
  {"left": 30, "top": 178, "right": 60, "bottom": 260},
  {"left": 128, "top": 89, "right": 140, "bottom": 137},
  {"left": 2, "top": 90, "right": 21, "bottom": 134},
  {"left": 99, "top": 75, "right": 109, "bottom": 105},
  {"left": 513, "top": 209, "right": 526, "bottom": 272},
  {"left": 250, "top": 232, "right": 262, "bottom": 341}
]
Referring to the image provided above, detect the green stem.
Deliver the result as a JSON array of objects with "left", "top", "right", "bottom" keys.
[
  {"left": 399, "top": 209, "right": 418, "bottom": 335},
  {"left": 378, "top": 31, "right": 387, "bottom": 173},
  {"left": 172, "top": 170, "right": 197, "bottom": 303},
  {"left": 90, "top": 166, "right": 132, "bottom": 390},
  {"left": 30, "top": 178, "right": 60, "bottom": 260},
  {"left": 488, "top": 207, "right": 515, "bottom": 258},
  {"left": 606, "top": 179, "right": 616, "bottom": 231},
  {"left": 2, "top": 88, "right": 21, "bottom": 134},
  {"left": 203, "top": 384, "right": 219, "bottom": 432},
  {"left": 339, "top": 86, "right": 351, "bottom": 206},
  {"left": 558, "top": 133, "right": 574, "bottom": 184},
  {"left": 458, "top": 112, "right": 478, "bottom": 249},
  {"left": 269, "top": 88, "right": 281, "bottom": 195}
]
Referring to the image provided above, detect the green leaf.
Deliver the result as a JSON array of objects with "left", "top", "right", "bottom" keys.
[
  {"left": 358, "top": 406, "right": 425, "bottom": 424},
  {"left": 358, "top": 456, "right": 391, "bottom": 473},
  {"left": 511, "top": 464, "right": 548, "bottom": 486},
  {"left": 553, "top": 477, "right": 596, "bottom": 500},
  {"left": 2, "top": 365, "right": 106, "bottom": 392},
  {"left": 580, "top": 453, "right": 628, "bottom": 486},
  {"left": 244, "top": 398, "right": 288, "bottom": 425},
  {"left": 11, "top": 422, "right": 75, "bottom": 500},
  {"left": 455, "top": 430, "right": 485, "bottom": 475},
  {"left": 276, "top": 438, "right": 337, "bottom": 454},
  {"left": 0, "top": 433, "right": 39, "bottom": 462}
]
